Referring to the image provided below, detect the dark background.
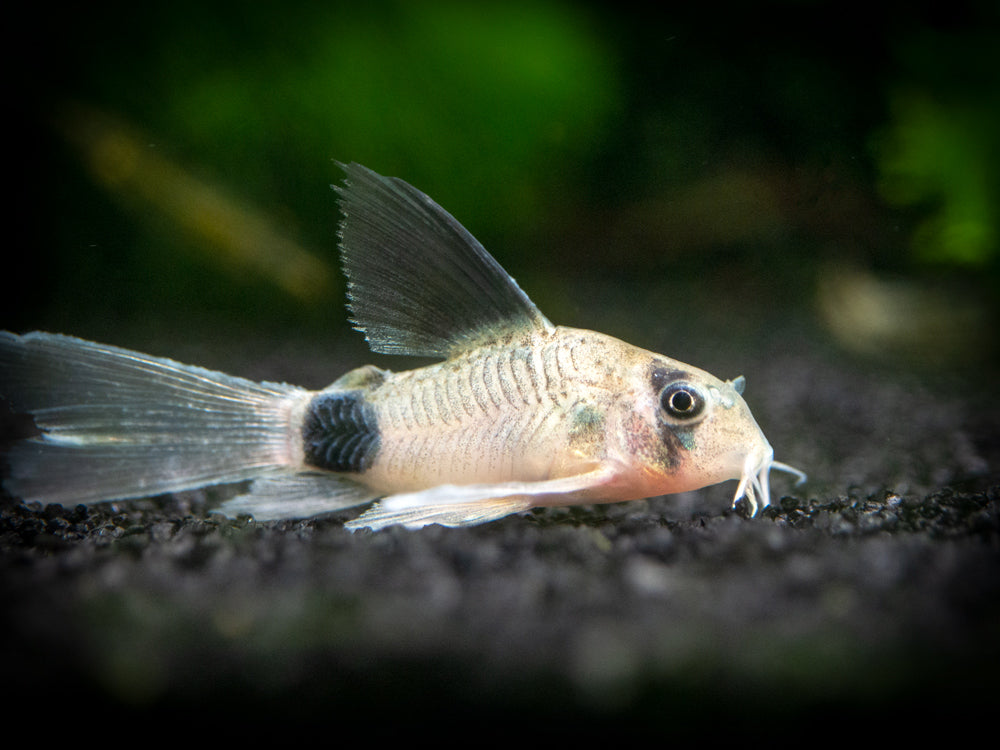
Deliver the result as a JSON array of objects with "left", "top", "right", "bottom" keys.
[
  {"left": 10, "top": 0, "right": 998, "bottom": 364},
  {"left": 3, "top": 0, "right": 998, "bottom": 736}
]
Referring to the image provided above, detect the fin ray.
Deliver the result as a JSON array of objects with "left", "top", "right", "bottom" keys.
[
  {"left": 0, "top": 331, "right": 306, "bottom": 506},
  {"left": 335, "top": 162, "right": 553, "bottom": 358},
  {"left": 345, "top": 468, "right": 614, "bottom": 530},
  {"left": 347, "top": 497, "right": 533, "bottom": 531},
  {"left": 216, "top": 473, "right": 379, "bottom": 521}
]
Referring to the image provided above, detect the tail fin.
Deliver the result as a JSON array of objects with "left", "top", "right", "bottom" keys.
[{"left": 0, "top": 331, "right": 310, "bottom": 507}]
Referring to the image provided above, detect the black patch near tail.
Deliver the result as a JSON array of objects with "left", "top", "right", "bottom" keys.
[{"left": 302, "top": 391, "right": 380, "bottom": 474}]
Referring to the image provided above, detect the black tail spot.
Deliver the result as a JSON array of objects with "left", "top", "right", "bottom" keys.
[{"left": 302, "top": 391, "right": 380, "bottom": 474}]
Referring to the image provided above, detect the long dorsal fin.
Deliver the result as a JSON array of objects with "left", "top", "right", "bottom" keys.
[{"left": 334, "top": 162, "right": 554, "bottom": 359}]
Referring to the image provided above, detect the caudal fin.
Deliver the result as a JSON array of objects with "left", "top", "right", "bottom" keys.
[{"left": 0, "top": 331, "right": 310, "bottom": 507}]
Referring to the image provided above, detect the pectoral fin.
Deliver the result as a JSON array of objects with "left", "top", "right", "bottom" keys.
[
  {"left": 345, "top": 468, "right": 616, "bottom": 531},
  {"left": 348, "top": 497, "right": 536, "bottom": 531}
]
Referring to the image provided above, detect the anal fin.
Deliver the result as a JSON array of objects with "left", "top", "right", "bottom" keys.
[{"left": 216, "top": 472, "right": 379, "bottom": 521}]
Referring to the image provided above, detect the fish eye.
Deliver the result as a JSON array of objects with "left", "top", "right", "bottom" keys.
[{"left": 660, "top": 383, "right": 705, "bottom": 420}]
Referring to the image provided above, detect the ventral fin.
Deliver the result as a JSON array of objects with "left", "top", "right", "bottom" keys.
[
  {"left": 344, "top": 467, "right": 616, "bottom": 531},
  {"left": 335, "top": 162, "right": 554, "bottom": 359}
]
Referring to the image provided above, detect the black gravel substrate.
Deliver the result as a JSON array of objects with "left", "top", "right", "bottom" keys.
[{"left": 2, "top": 321, "right": 997, "bottom": 738}]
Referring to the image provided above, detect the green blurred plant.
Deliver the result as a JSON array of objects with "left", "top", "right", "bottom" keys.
[
  {"left": 875, "top": 91, "right": 997, "bottom": 267},
  {"left": 151, "top": 2, "right": 620, "bottom": 238},
  {"left": 36, "top": 1, "right": 621, "bottom": 332},
  {"left": 872, "top": 26, "right": 999, "bottom": 270}
]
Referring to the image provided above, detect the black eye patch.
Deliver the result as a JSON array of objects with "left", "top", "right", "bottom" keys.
[{"left": 650, "top": 367, "right": 689, "bottom": 393}]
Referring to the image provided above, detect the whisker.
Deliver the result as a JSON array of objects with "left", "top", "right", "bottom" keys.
[
  {"left": 733, "top": 448, "right": 770, "bottom": 516},
  {"left": 770, "top": 461, "right": 808, "bottom": 485},
  {"left": 758, "top": 463, "right": 771, "bottom": 508}
]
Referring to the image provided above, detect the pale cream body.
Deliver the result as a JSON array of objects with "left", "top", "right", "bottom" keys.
[{"left": 353, "top": 326, "right": 770, "bottom": 508}]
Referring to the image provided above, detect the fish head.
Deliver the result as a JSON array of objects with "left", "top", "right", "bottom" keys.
[{"left": 610, "top": 358, "right": 783, "bottom": 515}]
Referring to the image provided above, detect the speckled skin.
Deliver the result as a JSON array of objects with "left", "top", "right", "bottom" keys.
[{"left": 327, "top": 325, "right": 768, "bottom": 509}]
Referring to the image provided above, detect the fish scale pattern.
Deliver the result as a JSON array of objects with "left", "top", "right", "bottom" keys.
[{"left": 368, "top": 335, "right": 584, "bottom": 486}]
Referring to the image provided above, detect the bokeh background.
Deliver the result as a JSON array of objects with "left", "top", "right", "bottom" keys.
[
  {"left": 10, "top": 0, "right": 998, "bottom": 378},
  {"left": 4, "top": 1, "right": 999, "bottom": 733}
]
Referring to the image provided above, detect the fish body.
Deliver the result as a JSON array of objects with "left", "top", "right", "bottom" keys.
[
  {"left": 326, "top": 327, "right": 759, "bottom": 501},
  {"left": 0, "top": 163, "right": 804, "bottom": 530}
]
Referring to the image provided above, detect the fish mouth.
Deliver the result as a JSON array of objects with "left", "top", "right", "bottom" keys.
[{"left": 732, "top": 445, "right": 807, "bottom": 516}]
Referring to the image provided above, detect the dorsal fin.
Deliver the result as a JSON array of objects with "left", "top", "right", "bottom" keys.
[{"left": 334, "top": 162, "right": 554, "bottom": 359}]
